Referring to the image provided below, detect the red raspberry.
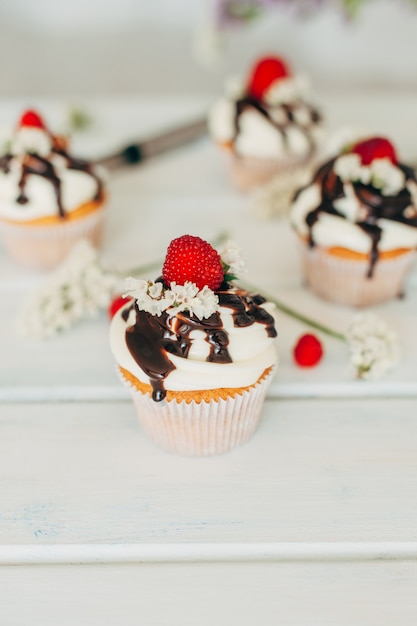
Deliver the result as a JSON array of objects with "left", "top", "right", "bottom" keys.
[
  {"left": 18, "top": 109, "right": 46, "bottom": 130},
  {"left": 162, "top": 235, "right": 224, "bottom": 291},
  {"left": 293, "top": 333, "right": 323, "bottom": 367},
  {"left": 108, "top": 295, "right": 132, "bottom": 319},
  {"left": 351, "top": 137, "right": 398, "bottom": 165},
  {"left": 247, "top": 55, "right": 291, "bottom": 100}
]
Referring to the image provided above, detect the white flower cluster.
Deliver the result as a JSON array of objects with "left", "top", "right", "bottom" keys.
[
  {"left": 220, "top": 239, "right": 247, "bottom": 276},
  {"left": 0, "top": 125, "right": 52, "bottom": 158},
  {"left": 334, "top": 154, "right": 405, "bottom": 196},
  {"left": 347, "top": 312, "right": 399, "bottom": 380},
  {"left": 124, "top": 278, "right": 219, "bottom": 320},
  {"left": 265, "top": 75, "right": 308, "bottom": 105},
  {"left": 17, "top": 240, "right": 118, "bottom": 339}
]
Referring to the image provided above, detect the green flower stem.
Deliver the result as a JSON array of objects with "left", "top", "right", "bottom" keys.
[{"left": 241, "top": 279, "right": 347, "bottom": 343}]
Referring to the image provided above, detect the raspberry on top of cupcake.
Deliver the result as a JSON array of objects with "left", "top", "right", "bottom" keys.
[
  {"left": 0, "top": 109, "right": 105, "bottom": 223},
  {"left": 209, "top": 54, "right": 323, "bottom": 162},
  {"left": 291, "top": 136, "right": 417, "bottom": 277},
  {"left": 110, "top": 235, "right": 278, "bottom": 403}
]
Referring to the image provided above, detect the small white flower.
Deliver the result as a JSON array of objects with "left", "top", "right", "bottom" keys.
[
  {"left": 124, "top": 278, "right": 219, "bottom": 320},
  {"left": 124, "top": 278, "right": 171, "bottom": 316},
  {"left": 334, "top": 154, "right": 405, "bottom": 196},
  {"left": 124, "top": 277, "right": 149, "bottom": 298},
  {"left": 347, "top": 312, "right": 399, "bottom": 380},
  {"left": 148, "top": 282, "right": 163, "bottom": 298},
  {"left": 193, "top": 285, "right": 219, "bottom": 320},
  {"left": 265, "top": 75, "right": 307, "bottom": 105},
  {"left": 220, "top": 240, "right": 247, "bottom": 276},
  {"left": 17, "top": 240, "right": 119, "bottom": 339},
  {"left": 168, "top": 281, "right": 219, "bottom": 320},
  {"left": 370, "top": 158, "right": 405, "bottom": 196},
  {"left": 334, "top": 154, "right": 371, "bottom": 185}
]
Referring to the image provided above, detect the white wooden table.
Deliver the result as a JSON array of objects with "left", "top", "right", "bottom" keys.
[{"left": 2, "top": 92, "right": 417, "bottom": 624}]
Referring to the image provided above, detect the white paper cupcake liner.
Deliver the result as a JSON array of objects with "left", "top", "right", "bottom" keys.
[
  {"left": 120, "top": 368, "right": 275, "bottom": 456},
  {"left": 299, "top": 241, "right": 416, "bottom": 307},
  {"left": 0, "top": 206, "right": 105, "bottom": 270},
  {"left": 226, "top": 151, "right": 316, "bottom": 195}
]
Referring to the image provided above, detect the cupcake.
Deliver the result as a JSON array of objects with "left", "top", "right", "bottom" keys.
[
  {"left": 208, "top": 55, "right": 323, "bottom": 200},
  {"left": 0, "top": 109, "right": 106, "bottom": 270},
  {"left": 290, "top": 136, "right": 417, "bottom": 307},
  {"left": 109, "top": 235, "right": 278, "bottom": 456}
]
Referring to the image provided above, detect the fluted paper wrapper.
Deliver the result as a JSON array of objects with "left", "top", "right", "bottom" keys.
[
  {"left": 0, "top": 207, "right": 105, "bottom": 270},
  {"left": 299, "top": 241, "right": 416, "bottom": 307},
  {"left": 226, "top": 151, "right": 315, "bottom": 196},
  {"left": 122, "top": 369, "right": 275, "bottom": 457}
]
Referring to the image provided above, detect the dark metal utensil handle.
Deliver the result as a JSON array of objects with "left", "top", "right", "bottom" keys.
[{"left": 96, "top": 117, "right": 208, "bottom": 170}]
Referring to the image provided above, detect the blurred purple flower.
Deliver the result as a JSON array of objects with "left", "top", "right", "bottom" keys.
[{"left": 214, "top": 0, "right": 415, "bottom": 27}]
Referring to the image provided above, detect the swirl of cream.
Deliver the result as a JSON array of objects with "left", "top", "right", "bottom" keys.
[
  {"left": 208, "top": 74, "right": 322, "bottom": 160},
  {"left": 110, "top": 297, "right": 278, "bottom": 393},
  {"left": 0, "top": 156, "right": 102, "bottom": 221},
  {"left": 290, "top": 158, "right": 417, "bottom": 254}
]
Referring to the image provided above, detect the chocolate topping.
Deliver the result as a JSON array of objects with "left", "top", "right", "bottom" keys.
[
  {"left": 124, "top": 287, "right": 277, "bottom": 402},
  {"left": 0, "top": 138, "right": 103, "bottom": 219},
  {"left": 17, "top": 154, "right": 64, "bottom": 217},
  {"left": 301, "top": 157, "right": 417, "bottom": 277},
  {"left": 233, "top": 94, "right": 321, "bottom": 156}
]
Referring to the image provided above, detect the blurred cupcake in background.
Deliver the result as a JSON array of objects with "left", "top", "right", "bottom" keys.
[
  {"left": 0, "top": 109, "right": 107, "bottom": 270},
  {"left": 208, "top": 54, "right": 324, "bottom": 209},
  {"left": 290, "top": 136, "right": 417, "bottom": 307}
]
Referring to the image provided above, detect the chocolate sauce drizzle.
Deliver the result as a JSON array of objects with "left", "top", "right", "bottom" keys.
[
  {"left": 0, "top": 141, "right": 103, "bottom": 219},
  {"left": 299, "top": 158, "right": 417, "bottom": 277},
  {"left": 124, "top": 287, "right": 277, "bottom": 402},
  {"left": 233, "top": 94, "right": 321, "bottom": 156}
]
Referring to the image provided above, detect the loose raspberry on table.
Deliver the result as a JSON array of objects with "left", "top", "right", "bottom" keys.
[
  {"left": 351, "top": 137, "right": 398, "bottom": 165},
  {"left": 162, "top": 235, "right": 224, "bottom": 291},
  {"left": 293, "top": 333, "right": 324, "bottom": 367},
  {"left": 247, "top": 55, "right": 291, "bottom": 100}
]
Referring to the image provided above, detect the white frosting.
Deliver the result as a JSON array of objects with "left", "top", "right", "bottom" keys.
[
  {"left": 234, "top": 110, "right": 285, "bottom": 160},
  {"left": 11, "top": 127, "right": 52, "bottom": 157},
  {"left": 110, "top": 299, "right": 277, "bottom": 392},
  {"left": 291, "top": 172, "right": 417, "bottom": 254},
  {"left": 208, "top": 97, "right": 235, "bottom": 144},
  {"left": 0, "top": 153, "right": 102, "bottom": 221},
  {"left": 208, "top": 79, "right": 321, "bottom": 160}
]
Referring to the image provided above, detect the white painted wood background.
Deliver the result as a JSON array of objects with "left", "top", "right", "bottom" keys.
[{"left": 2, "top": 92, "right": 417, "bottom": 624}]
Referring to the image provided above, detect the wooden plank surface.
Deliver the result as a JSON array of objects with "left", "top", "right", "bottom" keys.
[
  {"left": 2, "top": 93, "right": 417, "bottom": 621},
  {"left": 1, "top": 398, "right": 417, "bottom": 548},
  {"left": 3, "top": 561, "right": 417, "bottom": 626}
]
